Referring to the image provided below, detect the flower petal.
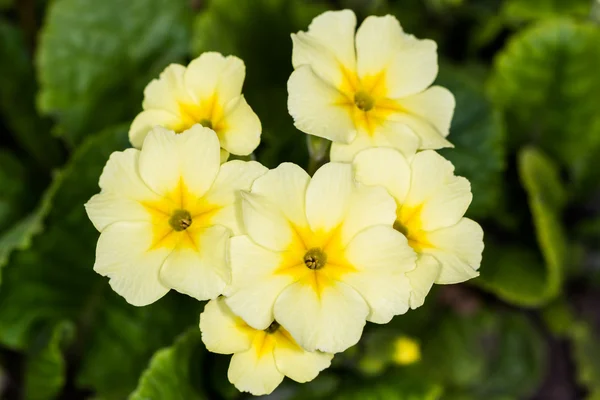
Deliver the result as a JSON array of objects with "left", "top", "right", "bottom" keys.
[
  {"left": 393, "top": 86, "right": 455, "bottom": 149},
  {"left": 138, "top": 125, "right": 220, "bottom": 198},
  {"left": 228, "top": 342, "right": 283, "bottom": 396},
  {"left": 352, "top": 147, "right": 412, "bottom": 204},
  {"left": 329, "top": 119, "right": 418, "bottom": 162},
  {"left": 292, "top": 9, "right": 357, "bottom": 84},
  {"left": 142, "top": 63, "right": 194, "bottom": 115},
  {"left": 159, "top": 225, "right": 230, "bottom": 300},
  {"left": 407, "top": 254, "right": 441, "bottom": 309},
  {"left": 305, "top": 163, "right": 354, "bottom": 234},
  {"left": 288, "top": 65, "right": 357, "bottom": 143},
  {"left": 241, "top": 192, "right": 297, "bottom": 252},
  {"left": 219, "top": 95, "right": 261, "bottom": 155},
  {"left": 250, "top": 163, "right": 311, "bottom": 230},
  {"left": 85, "top": 149, "right": 160, "bottom": 231},
  {"left": 129, "top": 109, "right": 182, "bottom": 148},
  {"left": 184, "top": 52, "right": 245, "bottom": 104},
  {"left": 201, "top": 160, "right": 267, "bottom": 235},
  {"left": 273, "top": 330, "right": 333, "bottom": 383},
  {"left": 405, "top": 150, "right": 472, "bottom": 230},
  {"left": 94, "top": 221, "right": 170, "bottom": 306},
  {"left": 343, "top": 225, "right": 415, "bottom": 323},
  {"left": 425, "top": 218, "right": 484, "bottom": 284},
  {"left": 273, "top": 279, "right": 368, "bottom": 353},
  {"left": 199, "top": 298, "right": 253, "bottom": 354},
  {"left": 340, "top": 185, "right": 397, "bottom": 246},
  {"left": 356, "top": 15, "right": 438, "bottom": 98},
  {"left": 225, "top": 236, "right": 296, "bottom": 330}
]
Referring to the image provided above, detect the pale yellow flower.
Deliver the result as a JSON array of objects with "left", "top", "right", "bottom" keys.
[
  {"left": 200, "top": 298, "right": 332, "bottom": 396},
  {"left": 129, "top": 52, "right": 261, "bottom": 161},
  {"left": 288, "top": 10, "right": 455, "bottom": 162},
  {"left": 353, "top": 148, "right": 484, "bottom": 308},
  {"left": 392, "top": 336, "right": 421, "bottom": 365},
  {"left": 85, "top": 125, "right": 267, "bottom": 306},
  {"left": 225, "top": 162, "right": 416, "bottom": 354}
]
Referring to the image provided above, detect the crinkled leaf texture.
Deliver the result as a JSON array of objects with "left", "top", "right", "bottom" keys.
[
  {"left": 489, "top": 18, "right": 600, "bottom": 198},
  {"left": 36, "top": 0, "right": 192, "bottom": 146},
  {"left": 0, "top": 126, "right": 198, "bottom": 399},
  {"left": 130, "top": 328, "right": 205, "bottom": 400},
  {"left": 478, "top": 147, "right": 567, "bottom": 306}
]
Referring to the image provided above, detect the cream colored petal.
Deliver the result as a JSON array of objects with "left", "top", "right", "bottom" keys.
[
  {"left": 288, "top": 65, "right": 357, "bottom": 144},
  {"left": 159, "top": 225, "right": 230, "bottom": 300},
  {"left": 138, "top": 125, "right": 220, "bottom": 198},
  {"left": 352, "top": 147, "right": 411, "bottom": 203},
  {"left": 273, "top": 279, "right": 369, "bottom": 353},
  {"left": 404, "top": 150, "right": 471, "bottom": 230},
  {"left": 218, "top": 96, "right": 261, "bottom": 156},
  {"left": 343, "top": 225, "right": 416, "bottom": 323},
  {"left": 356, "top": 15, "right": 438, "bottom": 98},
  {"left": 425, "top": 218, "right": 484, "bottom": 284},
  {"left": 291, "top": 33, "right": 345, "bottom": 86},
  {"left": 185, "top": 52, "right": 245, "bottom": 104},
  {"left": 299, "top": 9, "right": 357, "bottom": 72},
  {"left": 407, "top": 254, "right": 441, "bottom": 309},
  {"left": 94, "top": 221, "right": 171, "bottom": 306},
  {"left": 273, "top": 330, "right": 333, "bottom": 383},
  {"left": 241, "top": 192, "right": 297, "bottom": 252},
  {"left": 129, "top": 109, "right": 182, "bottom": 149},
  {"left": 199, "top": 298, "right": 253, "bottom": 354},
  {"left": 225, "top": 236, "right": 296, "bottom": 330},
  {"left": 305, "top": 162, "right": 354, "bottom": 234},
  {"left": 329, "top": 119, "right": 418, "bottom": 162},
  {"left": 220, "top": 148, "right": 230, "bottom": 163},
  {"left": 201, "top": 160, "right": 267, "bottom": 235},
  {"left": 340, "top": 185, "right": 397, "bottom": 246},
  {"left": 142, "top": 63, "right": 194, "bottom": 115},
  {"left": 228, "top": 344, "right": 284, "bottom": 396},
  {"left": 393, "top": 86, "right": 455, "bottom": 149},
  {"left": 85, "top": 193, "right": 150, "bottom": 232},
  {"left": 249, "top": 163, "right": 311, "bottom": 230}
]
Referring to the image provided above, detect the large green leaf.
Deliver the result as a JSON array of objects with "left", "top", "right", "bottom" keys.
[
  {"left": 36, "top": 0, "right": 193, "bottom": 147},
  {"left": 488, "top": 18, "right": 600, "bottom": 197},
  {"left": 502, "top": 0, "right": 591, "bottom": 23},
  {"left": 333, "top": 372, "right": 443, "bottom": 400},
  {"left": 0, "top": 19, "right": 62, "bottom": 169},
  {"left": 129, "top": 328, "right": 205, "bottom": 400},
  {"left": 24, "top": 321, "right": 74, "bottom": 400},
  {"left": 0, "top": 126, "right": 198, "bottom": 399},
  {"left": 436, "top": 65, "right": 506, "bottom": 220},
  {"left": 478, "top": 147, "right": 567, "bottom": 306},
  {"left": 192, "top": 0, "right": 330, "bottom": 169},
  {"left": 0, "top": 150, "right": 30, "bottom": 232}
]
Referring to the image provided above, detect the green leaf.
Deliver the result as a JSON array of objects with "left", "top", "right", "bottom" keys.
[
  {"left": 191, "top": 0, "right": 330, "bottom": 169},
  {"left": 478, "top": 147, "right": 567, "bottom": 306},
  {"left": 333, "top": 371, "right": 443, "bottom": 400},
  {"left": 421, "top": 309, "right": 545, "bottom": 399},
  {"left": 0, "top": 149, "right": 30, "bottom": 232},
  {"left": 129, "top": 328, "right": 205, "bottom": 400},
  {"left": 0, "top": 125, "right": 198, "bottom": 399},
  {"left": 488, "top": 18, "right": 600, "bottom": 197},
  {"left": 570, "top": 321, "right": 600, "bottom": 399},
  {"left": 502, "top": 0, "right": 591, "bottom": 23},
  {"left": 24, "top": 321, "right": 75, "bottom": 400},
  {"left": 36, "top": 0, "right": 193, "bottom": 147},
  {"left": 0, "top": 19, "right": 62, "bottom": 169},
  {"left": 436, "top": 64, "right": 506, "bottom": 220}
]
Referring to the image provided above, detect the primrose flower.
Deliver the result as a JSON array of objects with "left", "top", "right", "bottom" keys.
[
  {"left": 353, "top": 148, "right": 484, "bottom": 308},
  {"left": 225, "top": 162, "right": 416, "bottom": 354},
  {"left": 200, "top": 298, "right": 332, "bottom": 396},
  {"left": 85, "top": 125, "right": 267, "bottom": 306},
  {"left": 288, "top": 10, "right": 455, "bottom": 162},
  {"left": 129, "top": 52, "right": 261, "bottom": 161}
]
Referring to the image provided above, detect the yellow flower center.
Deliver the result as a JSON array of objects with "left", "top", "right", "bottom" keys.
[
  {"left": 354, "top": 90, "right": 375, "bottom": 111},
  {"left": 141, "top": 179, "right": 222, "bottom": 251},
  {"left": 172, "top": 93, "right": 226, "bottom": 134},
  {"left": 394, "top": 205, "right": 431, "bottom": 252},
  {"left": 264, "top": 321, "right": 280, "bottom": 334},
  {"left": 168, "top": 209, "right": 192, "bottom": 231}
]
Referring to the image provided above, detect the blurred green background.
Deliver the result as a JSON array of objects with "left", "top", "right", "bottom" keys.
[{"left": 1, "top": 0, "right": 600, "bottom": 399}]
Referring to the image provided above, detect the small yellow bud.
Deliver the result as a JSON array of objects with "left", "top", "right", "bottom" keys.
[{"left": 392, "top": 336, "right": 421, "bottom": 365}]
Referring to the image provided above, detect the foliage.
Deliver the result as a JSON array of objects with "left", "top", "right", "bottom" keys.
[{"left": 1, "top": 0, "right": 600, "bottom": 399}]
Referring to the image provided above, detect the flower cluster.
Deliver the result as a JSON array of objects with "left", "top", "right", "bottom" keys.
[{"left": 85, "top": 9, "right": 483, "bottom": 396}]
